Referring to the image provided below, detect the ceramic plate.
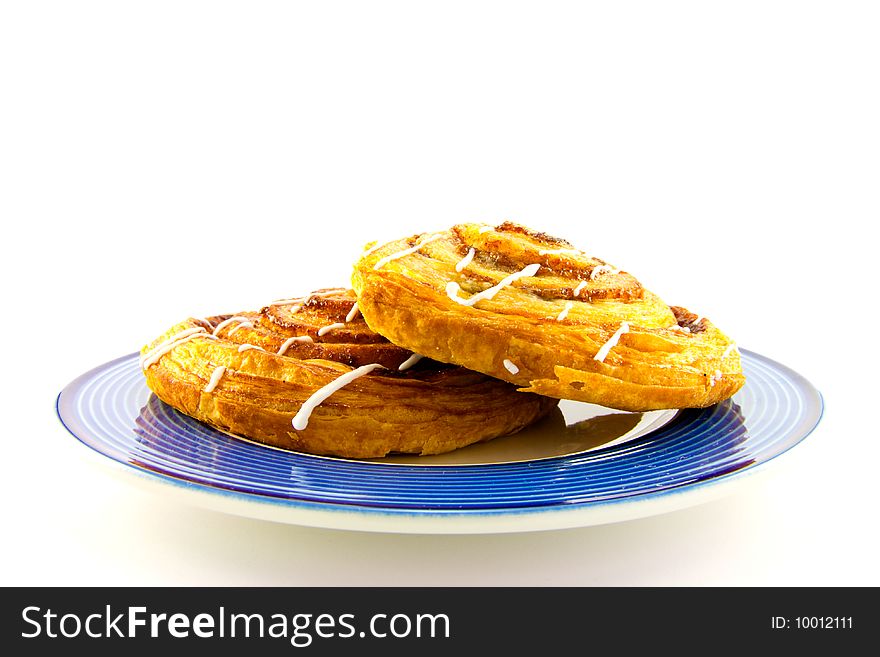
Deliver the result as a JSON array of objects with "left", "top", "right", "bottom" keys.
[{"left": 57, "top": 349, "right": 822, "bottom": 533}]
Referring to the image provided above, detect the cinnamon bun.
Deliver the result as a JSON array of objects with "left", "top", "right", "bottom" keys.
[
  {"left": 351, "top": 223, "right": 745, "bottom": 411},
  {"left": 140, "top": 288, "right": 558, "bottom": 458}
]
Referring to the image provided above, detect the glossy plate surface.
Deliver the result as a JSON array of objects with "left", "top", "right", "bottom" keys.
[{"left": 57, "top": 350, "right": 822, "bottom": 533}]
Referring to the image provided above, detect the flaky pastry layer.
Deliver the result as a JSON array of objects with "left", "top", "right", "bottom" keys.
[
  {"left": 352, "top": 223, "right": 745, "bottom": 411},
  {"left": 141, "top": 289, "right": 557, "bottom": 458}
]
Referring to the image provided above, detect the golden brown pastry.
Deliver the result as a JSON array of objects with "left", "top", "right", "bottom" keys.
[
  {"left": 140, "top": 288, "right": 557, "bottom": 458},
  {"left": 352, "top": 222, "right": 745, "bottom": 411}
]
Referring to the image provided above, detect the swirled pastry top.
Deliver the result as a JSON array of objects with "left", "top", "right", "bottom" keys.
[
  {"left": 352, "top": 222, "right": 745, "bottom": 411},
  {"left": 140, "top": 288, "right": 557, "bottom": 458}
]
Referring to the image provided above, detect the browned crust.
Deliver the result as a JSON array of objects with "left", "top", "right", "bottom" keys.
[
  {"left": 492, "top": 221, "right": 574, "bottom": 248},
  {"left": 352, "top": 223, "right": 745, "bottom": 411},
  {"left": 140, "top": 289, "right": 558, "bottom": 458}
]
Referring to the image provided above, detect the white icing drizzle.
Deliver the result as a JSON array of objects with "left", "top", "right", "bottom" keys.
[
  {"left": 362, "top": 240, "right": 387, "bottom": 257},
  {"left": 446, "top": 263, "right": 541, "bottom": 307},
  {"left": 345, "top": 303, "right": 360, "bottom": 323},
  {"left": 722, "top": 343, "right": 738, "bottom": 359},
  {"left": 292, "top": 363, "right": 385, "bottom": 430},
  {"left": 317, "top": 322, "right": 345, "bottom": 337},
  {"left": 271, "top": 299, "right": 303, "bottom": 308},
  {"left": 398, "top": 353, "right": 424, "bottom": 371},
  {"left": 455, "top": 248, "right": 476, "bottom": 273},
  {"left": 573, "top": 281, "right": 588, "bottom": 297},
  {"left": 141, "top": 329, "right": 212, "bottom": 369},
  {"left": 373, "top": 233, "right": 443, "bottom": 270},
  {"left": 193, "top": 318, "right": 214, "bottom": 330},
  {"left": 226, "top": 321, "right": 253, "bottom": 337},
  {"left": 477, "top": 225, "right": 494, "bottom": 234},
  {"left": 237, "top": 343, "right": 264, "bottom": 353},
  {"left": 212, "top": 316, "right": 250, "bottom": 336},
  {"left": 503, "top": 359, "right": 520, "bottom": 375},
  {"left": 593, "top": 322, "right": 630, "bottom": 363},
  {"left": 276, "top": 335, "right": 313, "bottom": 356},
  {"left": 710, "top": 369, "right": 723, "bottom": 387},
  {"left": 590, "top": 264, "right": 618, "bottom": 280},
  {"left": 556, "top": 301, "right": 574, "bottom": 321},
  {"left": 203, "top": 366, "right": 226, "bottom": 393},
  {"left": 539, "top": 248, "right": 581, "bottom": 256},
  {"left": 140, "top": 327, "right": 207, "bottom": 367},
  {"left": 670, "top": 325, "right": 691, "bottom": 334}
]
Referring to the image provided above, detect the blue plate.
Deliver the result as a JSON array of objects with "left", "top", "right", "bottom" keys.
[{"left": 56, "top": 350, "right": 822, "bottom": 533}]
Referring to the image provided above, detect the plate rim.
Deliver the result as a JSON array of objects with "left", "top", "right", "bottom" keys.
[{"left": 56, "top": 348, "right": 824, "bottom": 533}]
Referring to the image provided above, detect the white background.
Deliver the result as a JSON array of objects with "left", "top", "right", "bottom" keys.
[{"left": 2, "top": 1, "right": 877, "bottom": 585}]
